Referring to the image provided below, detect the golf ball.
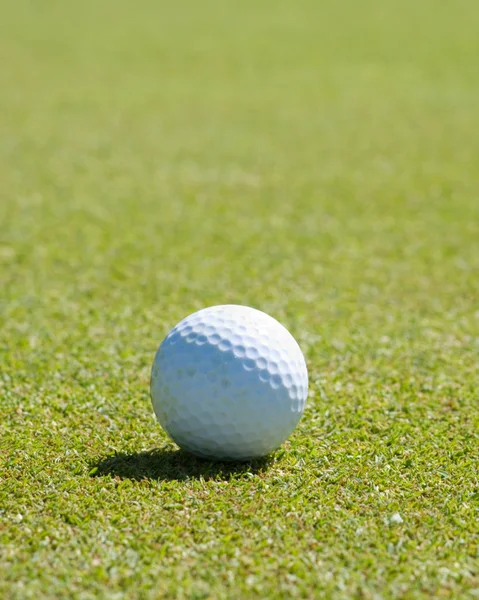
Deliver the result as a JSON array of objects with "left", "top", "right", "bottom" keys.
[{"left": 150, "top": 305, "right": 308, "bottom": 461}]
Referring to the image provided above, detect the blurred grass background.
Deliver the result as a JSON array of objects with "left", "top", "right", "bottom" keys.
[{"left": 1, "top": 1, "right": 478, "bottom": 598}]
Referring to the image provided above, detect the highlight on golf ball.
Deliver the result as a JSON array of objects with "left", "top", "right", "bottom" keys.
[{"left": 150, "top": 305, "right": 309, "bottom": 461}]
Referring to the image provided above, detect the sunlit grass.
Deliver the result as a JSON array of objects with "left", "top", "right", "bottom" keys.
[{"left": 1, "top": 1, "right": 478, "bottom": 598}]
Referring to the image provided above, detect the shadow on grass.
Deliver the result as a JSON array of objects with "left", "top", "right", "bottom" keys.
[{"left": 89, "top": 448, "right": 273, "bottom": 482}]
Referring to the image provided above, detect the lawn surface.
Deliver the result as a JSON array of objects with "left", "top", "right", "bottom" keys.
[{"left": 1, "top": 0, "right": 478, "bottom": 598}]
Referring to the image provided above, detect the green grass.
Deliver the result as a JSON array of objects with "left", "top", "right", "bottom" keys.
[{"left": 1, "top": 0, "right": 479, "bottom": 597}]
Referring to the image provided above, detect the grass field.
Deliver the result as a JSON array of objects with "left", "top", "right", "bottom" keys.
[{"left": 1, "top": 0, "right": 479, "bottom": 598}]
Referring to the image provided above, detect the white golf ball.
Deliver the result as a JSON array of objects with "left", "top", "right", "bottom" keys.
[{"left": 150, "top": 305, "right": 308, "bottom": 461}]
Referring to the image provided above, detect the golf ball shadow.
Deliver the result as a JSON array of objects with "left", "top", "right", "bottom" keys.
[{"left": 90, "top": 447, "right": 275, "bottom": 482}]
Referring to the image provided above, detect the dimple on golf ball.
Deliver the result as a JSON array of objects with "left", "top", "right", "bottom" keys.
[{"left": 150, "top": 305, "right": 308, "bottom": 461}]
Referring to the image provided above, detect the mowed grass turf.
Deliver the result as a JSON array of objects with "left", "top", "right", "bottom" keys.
[{"left": 1, "top": 0, "right": 479, "bottom": 598}]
